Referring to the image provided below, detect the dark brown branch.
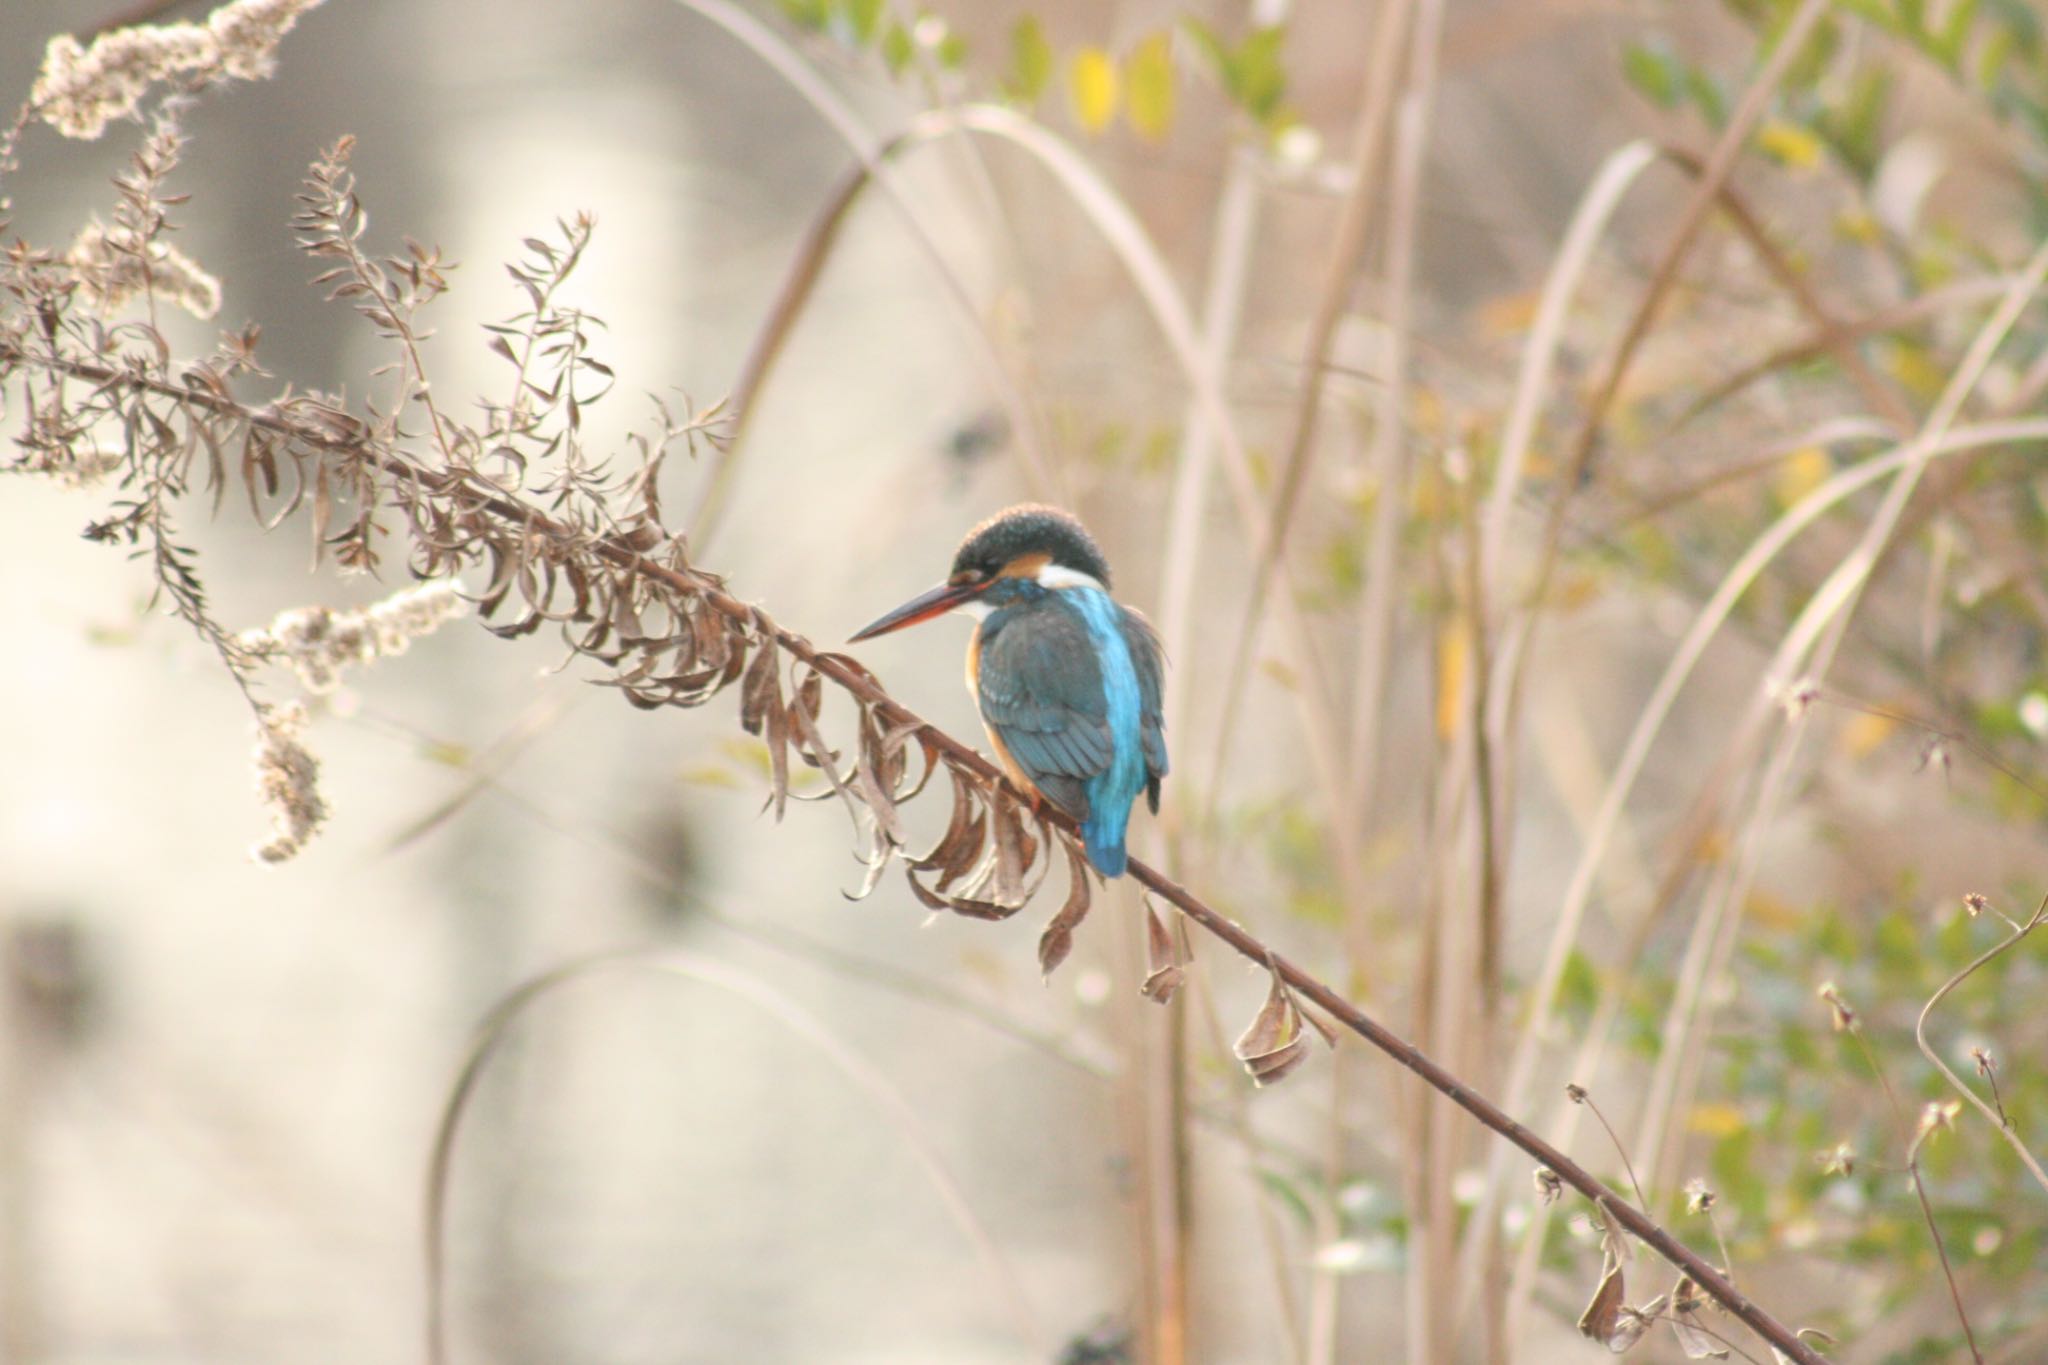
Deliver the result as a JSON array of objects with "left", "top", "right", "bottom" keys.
[
  {"left": 87, "top": 0, "right": 201, "bottom": 38},
  {"left": 0, "top": 340, "right": 1829, "bottom": 1365}
]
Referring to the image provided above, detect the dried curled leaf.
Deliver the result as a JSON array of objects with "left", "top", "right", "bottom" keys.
[
  {"left": 1037, "top": 842, "right": 1094, "bottom": 978},
  {"left": 1669, "top": 1276, "right": 1729, "bottom": 1359},
  {"left": 852, "top": 707, "right": 906, "bottom": 845},
  {"left": 1233, "top": 964, "right": 1314, "bottom": 1084},
  {"left": 1140, "top": 899, "right": 1186, "bottom": 1004},
  {"left": 911, "top": 771, "right": 979, "bottom": 877},
  {"left": 1577, "top": 1255, "right": 1626, "bottom": 1345},
  {"left": 844, "top": 703, "right": 930, "bottom": 902},
  {"left": 1769, "top": 1330, "right": 1835, "bottom": 1365},
  {"left": 737, "top": 638, "right": 791, "bottom": 819},
  {"left": 901, "top": 769, "right": 1004, "bottom": 920},
  {"left": 1608, "top": 1296, "right": 1664, "bottom": 1353},
  {"left": 783, "top": 662, "right": 861, "bottom": 824},
  {"left": 1576, "top": 1233, "right": 1667, "bottom": 1356},
  {"left": 991, "top": 787, "right": 1038, "bottom": 900},
  {"left": 1226, "top": 952, "right": 1334, "bottom": 1083}
]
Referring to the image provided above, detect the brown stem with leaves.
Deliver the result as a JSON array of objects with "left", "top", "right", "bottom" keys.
[{"left": 0, "top": 332, "right": 1831, "bottom": 1364}]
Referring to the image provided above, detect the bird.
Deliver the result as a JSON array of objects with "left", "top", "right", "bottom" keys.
[{"left": 850, "top": 504, "right": 1167, "bottom": 877}]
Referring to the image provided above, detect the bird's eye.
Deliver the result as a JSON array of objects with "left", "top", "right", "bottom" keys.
[{"left": 949, "top": 569, "right": 985, "bottom": 587}]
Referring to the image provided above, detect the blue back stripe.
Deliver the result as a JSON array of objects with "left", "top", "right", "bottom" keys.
[{"left": 1063, "top": 587, "right": 1145, "bottom": 873}]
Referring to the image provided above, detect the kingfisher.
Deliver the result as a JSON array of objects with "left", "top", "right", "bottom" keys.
[{"left": 850, "top": 504, "right": 1168, "bottom": 877}]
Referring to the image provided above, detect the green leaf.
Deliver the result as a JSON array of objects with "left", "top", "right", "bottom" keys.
[
  {"left": 1256, "top": 1168, "right": 1316, "bottom": 1230},
  {"left": 777, "top": 0, "right": 830, "bottom": 30},
  {"left": 1975, "top": 22, "right": 2016, "bottom": 91},
  {"left": 1236, "top": 24, "right": 1289, "bottom": 121},
  {"left": 1559, "top": 948, "right": 1599, "bottom": 1018},
  {"left": 1126, "top": 32, "right": 1177, "bottom": 141},
  {"left": 1182, "top": 19, "right": 1289, "bottom": 126},
  {"left": 1620, "top": 40, "right": 1683, "bottom": 108},
  {"left": 1182, "top": 17, "right": 1227, "bottom": 74},
  {"left": 1935, "top": 0, "right": 1979, "bottom": 67},
  {"left": 1683, "top": 63, "right": 1728, "bottom": 125},
  {"left": 880, "top": 21, "right": 913, "bottom": 74},
  {"left": 1004, "top": 16, "right": 1054, "bottom": 102},
  {"left": 1821, "top": 66, "right": 1893, "bottom": 175},
  {"left": 842, "top": 0, "right": 883, "bottom": 45},
  {"left": 1781, "top": 13, "right": 1841, "bottom": 90}
]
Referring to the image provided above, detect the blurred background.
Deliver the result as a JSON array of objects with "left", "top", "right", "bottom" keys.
[{"left": 4, "top": 0, "right": 2047, "bottom": 1362}]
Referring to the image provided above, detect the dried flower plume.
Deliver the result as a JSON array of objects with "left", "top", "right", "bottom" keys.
[
  {"left": 66, "top": 217, "right": 221, "bottom": 318},
  {"left": 252, "top": 701, "right": 326, "bottom": 863},
  {"left": 238, "top": 578, "right": 468, "bottom": 695},
  {"left": 31, "top": 0, "right": 325, "bottom": 140}
]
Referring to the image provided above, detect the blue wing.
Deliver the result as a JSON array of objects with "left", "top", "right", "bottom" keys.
[
  {"left": 975, "top": 603, "right": 1108, "bottom": 824},
  {"left": 1119, "top": 605, "right": 1169, "bottom": 813},
  {"left": 977, "top": 594, "right": 1169, "bottom": 876}
]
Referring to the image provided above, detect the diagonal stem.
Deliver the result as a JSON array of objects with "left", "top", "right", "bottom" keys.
[
  {"left": 5, "top": 340, "right": 1831, "bottom": 1365},
  {"left": 1915, "top": 894, "right": 2048, "bottom": 1195}
]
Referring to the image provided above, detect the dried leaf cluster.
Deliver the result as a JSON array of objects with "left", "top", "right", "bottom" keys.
[
  {"left": 0, "top": 72, "right": 1349, "bottom": 1076},
  {"left": 1, "top": 55, "right": 1147, "bottom": 1011}
]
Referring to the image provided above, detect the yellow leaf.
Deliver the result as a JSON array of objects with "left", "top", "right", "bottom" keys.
[
  {"left": 1068, "top": 48, "right": 1119, "bottom": 135},
  {"left": 1125, "top": 33, "right": 1175, "bottom": 141},
  {"left": 680, "top": 763, "right": 740, "bottom": 788},
  {"left": 419, "top": 740, "right": 472, "bottom": 768},
  {"left": 1609, "top": 399, "right": 1650, "bottom": 447},
  {"left": 1772, "top": 445, "right": 1831, "bottom": 504},
  {"left": 1834, "top": 208, "right": 1880, "bottom": 244},
  {"left": 1435, "top": 619, "right": 1468, "bottom": 740},
  {"left": 1744, "top": 890, "right": 1802, "bottom": 931},
  {"left": 1410, "top": 385, "right": 1446, "bottom": 439},
  {"left": 1551, "top": 572, "right": 1603, "bottom": 610},
  {"left": 1687, "top": 1103, "right": 1747, "bottom": 1138},
  {"left": 1838, "top": 709, "right": 1897, "bottom": 761},
  {"left": 1409, "top": 470, "right": 1442, "bottom": 521},
  {"left": 1478, "top": 289, "right": 1541, "bottom": 338},
  {"left": 1755, "top": 117, "right": 1824, "bottom": 171},
  {"left": 1883, "top": 338, "right": 1947, "bottom": 402}
]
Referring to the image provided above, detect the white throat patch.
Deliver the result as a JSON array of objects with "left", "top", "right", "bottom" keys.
[{"left": 1036, "top": 563, "right": 1108, "bottom": 593}]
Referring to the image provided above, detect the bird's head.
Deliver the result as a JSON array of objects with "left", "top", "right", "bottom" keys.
[{"left": 849, "top": 504, "right": 1111, "bottom": 641}]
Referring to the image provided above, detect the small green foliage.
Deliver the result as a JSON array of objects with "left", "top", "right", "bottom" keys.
[
  {"left": 1125, "top": 33, "right": 1177, "bottom": 141},
  {"left": 1183, "top": 19, "right": 1291, "bottom": 129},
  {"left": 1811, "top": 66, "right": 1893, "bottom": 176},
  {"left": 1316, "top": 527, "right": 1365, "bottom": 604},
  {"left": 1558, "top": 948, "right": 1600, "bottom": 1021},
  {"left": 1256, "top": 1167, "right": 1315, "bottom": 1230},
  {"left": 1003, "top": 15, "right": 1054, "bottom": 102},
  {"left": 880, "top": 22, "right": 914, "bottom": 75},
  {"left": 1620, "top": 39, "right": 1685, "bottom": 109},
  {"left": 842, "top": 0, "right": 882, "bottom": 45},
  {"left": 770, "top": 0, "right": 969, "bottom": 77}
]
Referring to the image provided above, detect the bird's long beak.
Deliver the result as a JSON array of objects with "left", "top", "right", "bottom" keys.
[{"left": 849, "top": 580, "right": 983, "bottom": 642}]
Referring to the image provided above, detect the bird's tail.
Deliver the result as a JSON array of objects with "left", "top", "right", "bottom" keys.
[{"left": 1082, "top": 809, "right": 1129, "bottom": 877}]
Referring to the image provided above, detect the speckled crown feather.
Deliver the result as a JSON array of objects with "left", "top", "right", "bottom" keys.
[{"left": 950, "top": 504, "right": 1111, "bottom": 586}]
